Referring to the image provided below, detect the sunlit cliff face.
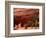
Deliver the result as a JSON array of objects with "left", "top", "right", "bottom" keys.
[
  {"left": 13, "top": 8, "right": 39, "bottom": 30},
  {"left": 14, "top": 8, "right": 39, "bottom": 16}
]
